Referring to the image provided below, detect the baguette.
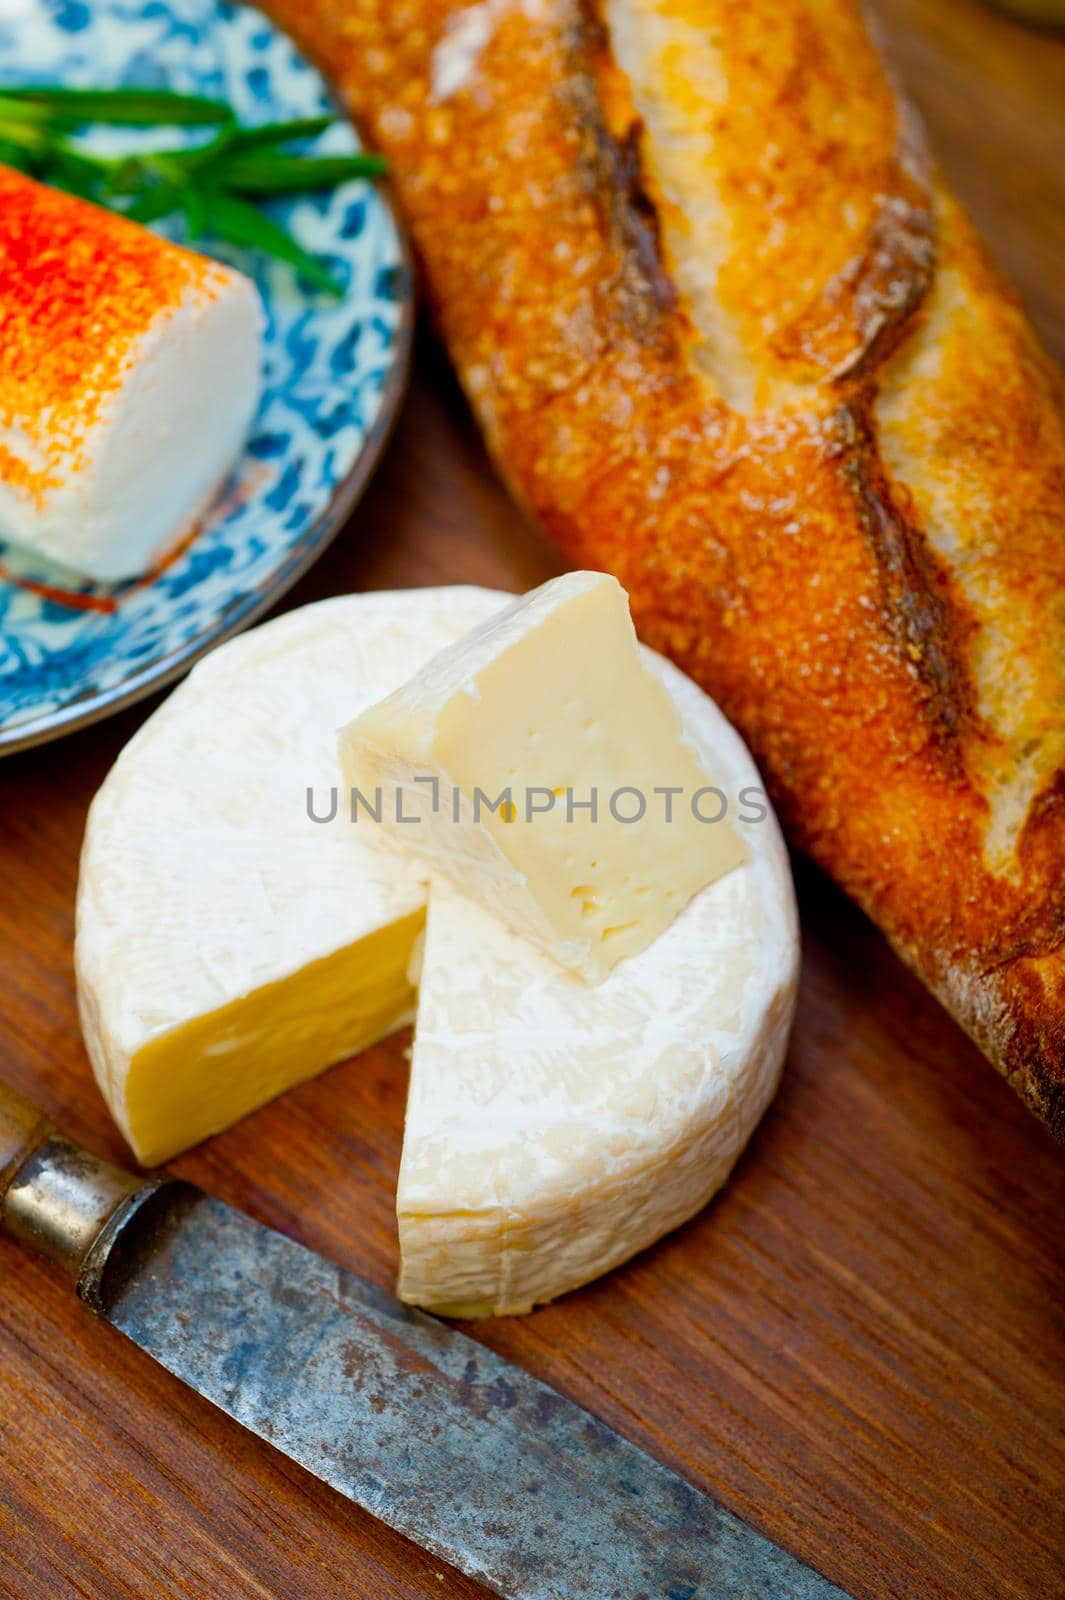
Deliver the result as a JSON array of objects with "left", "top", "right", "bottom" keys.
[{"left": 263, "top": 0, "right": 1065, "bottom": 1137}]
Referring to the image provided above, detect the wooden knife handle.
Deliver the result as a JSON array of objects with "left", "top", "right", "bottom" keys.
[{"left": 0, "top": 1078, "right": 175, "bottom": 1307}]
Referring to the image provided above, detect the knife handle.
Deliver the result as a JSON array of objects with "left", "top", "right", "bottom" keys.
[
  {"left": 0, "top": 1078, "right": 52, "bottom": 1196},
  {"left": 0, "top": 1078, "right": 178, "bottom": 1309}
]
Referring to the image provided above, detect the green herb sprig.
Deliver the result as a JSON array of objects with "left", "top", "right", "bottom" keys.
[{"left": 0, "top": 86, "right": 387, "bottom": 296}]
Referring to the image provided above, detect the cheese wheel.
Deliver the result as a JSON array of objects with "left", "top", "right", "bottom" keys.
[{"left": 77, "top": 586, "right": 798, "bottom": 1313}]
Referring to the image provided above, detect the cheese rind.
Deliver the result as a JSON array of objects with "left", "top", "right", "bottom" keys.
[
  {"left": 339, "top": 571, "right": 748, "bottom": 982},
  {"left": 0, "top": 167, "right": 261, "bottom": 582},
  {"left": 398, "top": 656, "right": 798, "bottom": 1316}
]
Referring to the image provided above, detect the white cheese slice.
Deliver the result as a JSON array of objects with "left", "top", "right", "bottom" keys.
[
  {"left": 399, "top": 654, "right": 798, "bottom": 1317},
  {"left": 339, "top": 571, "right": 748, "bottom": 982},
  {"left": 0, "top": 168, "right": 261, "bottom": 582},
  {"left": 77, "top": 586, "right": 798, "bottom": 1315}
]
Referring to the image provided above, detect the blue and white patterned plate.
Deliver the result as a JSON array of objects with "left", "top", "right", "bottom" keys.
[{"left": 0, "top": 0, "right": 412, "bottom": 754}]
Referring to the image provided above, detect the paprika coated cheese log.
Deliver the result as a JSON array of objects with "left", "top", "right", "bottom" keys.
[
  {"left": 0, "top": 167, "right": 262, "bottom": 582},
  {"left": 259, "top": 0, "right": 1065, "bottom": 1136}
]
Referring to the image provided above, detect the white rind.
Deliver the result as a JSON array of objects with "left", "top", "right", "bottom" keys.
[
  {"left": 77, "top": 585, "right": 798, "bottom": 1315},
  {"left": 76, "top": 589, "right": 499, "bottom": 1142},
  {"left": 0, "top": 269, "right": 262, "bottom": 582},
  {"left": 399, "top": 655, "right": 799, "bottom": 1314}
]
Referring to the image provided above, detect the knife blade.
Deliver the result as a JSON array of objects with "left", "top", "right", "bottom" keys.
[{"left": 0, "top": 1081, "right": 849, "bottom": 1600}]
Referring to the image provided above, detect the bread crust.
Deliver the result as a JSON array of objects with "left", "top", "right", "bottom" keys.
[{"left": 262, "top": 0, "right": 1065, "bottom": 1136}]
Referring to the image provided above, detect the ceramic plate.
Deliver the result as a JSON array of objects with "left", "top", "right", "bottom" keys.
[{"left": 0, "top": 0, "right": 412, "bottom": 754}]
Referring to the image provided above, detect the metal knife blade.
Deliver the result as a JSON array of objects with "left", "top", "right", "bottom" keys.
[{"left": 0, "top": 1086, "right": 849, "bottom": 1600}]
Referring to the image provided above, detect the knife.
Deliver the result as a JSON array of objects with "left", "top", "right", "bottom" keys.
[{"left": 0, "top": 1080, "right": 848, "bottom": 1600}]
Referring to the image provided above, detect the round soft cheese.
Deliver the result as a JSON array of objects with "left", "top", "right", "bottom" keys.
[{"left": 77, "top": 586, "right": 798, "bottom": 1314}]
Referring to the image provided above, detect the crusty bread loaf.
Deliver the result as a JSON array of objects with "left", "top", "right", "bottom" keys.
[{"left": 262, "top": 0, "right": 1065, "bottom": 1137}]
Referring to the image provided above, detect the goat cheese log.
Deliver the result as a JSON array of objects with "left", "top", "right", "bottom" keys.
[
  {"left": 260, "top": 0, "right": 1065, "bottom": 1137},
  {"left": 0, "top": 167, "right": 261, "bottom": 582}
]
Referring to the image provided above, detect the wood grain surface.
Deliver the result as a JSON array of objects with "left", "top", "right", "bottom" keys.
[{"left": 1, "top": 3, "right": 1063, "bottom": 1597}]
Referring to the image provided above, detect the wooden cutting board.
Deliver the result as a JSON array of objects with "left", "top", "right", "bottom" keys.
[{"left": 1, "top": 3, "right": 1063, "bottom": 1596}]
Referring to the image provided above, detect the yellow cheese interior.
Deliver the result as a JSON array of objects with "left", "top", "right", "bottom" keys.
[{"left": 124, "top": 908, "right": 425, "bottom": 1166}]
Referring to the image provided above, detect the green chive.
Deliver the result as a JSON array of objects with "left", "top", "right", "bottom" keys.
[
  {"left": 213, "top": 151, "right": 387, "bottom": 195},
  {"left": 0, "top": 86, "right": 372, "bottom": 298},
  {"left": 0, "top": 120, "right": 53, "bottom": 155},
  {"left": 0, "top": 95, "right": 57, "bottom": 126},
  {"left": 0, "top": 86, "right": 235, "bottom": 126},
  {"left": 200, "top": 188, "right": 345, "bottom": 296},
  {"left": 181, "top": 182, "right": 207, "bottom": 240},
  {"left": 121, "top": 183, "right": 185, "bottom": 224},
  {"left": 224, "top": 114, "right": 338, "bottom": 152}
]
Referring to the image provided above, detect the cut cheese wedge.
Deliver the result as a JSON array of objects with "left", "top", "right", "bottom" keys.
[
  {"left": 77, "top": 586, "right": 798, "bottom": 1314},
  {"left": 0, "top": 166, "right": 261, "bottom": 582},
  {"left": 76, "top": 591, "right": 490, "bottom": 1165},
  {"left": 340, "top": 571, "right": 747, "bottom": 982},
  {"left": 400, "top": 654, "right": 797, "bottom": 1316}
]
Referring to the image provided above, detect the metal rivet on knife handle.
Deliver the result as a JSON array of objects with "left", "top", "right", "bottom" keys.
[{"left": 0, "top": 1078, "right": 182, "bottom": 1307}]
